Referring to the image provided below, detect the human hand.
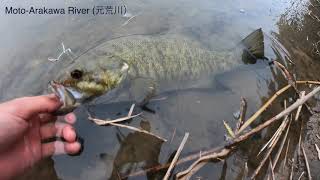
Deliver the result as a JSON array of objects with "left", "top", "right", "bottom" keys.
[{"left": 0, "top": 94, "right": 81, "bottom": 180}]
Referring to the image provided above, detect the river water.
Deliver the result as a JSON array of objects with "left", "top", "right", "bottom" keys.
[{"left": 0, "top": 0, "right": 320, "bottom": 179}]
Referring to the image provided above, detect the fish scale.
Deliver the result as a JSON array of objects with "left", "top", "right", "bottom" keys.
[{"left": 110, "top": 37, "right": 237, "bottom": 81}]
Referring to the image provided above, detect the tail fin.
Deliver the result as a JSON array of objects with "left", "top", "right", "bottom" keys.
[{"left": 241, "top": 28, "right": 265, "bottom": 64}]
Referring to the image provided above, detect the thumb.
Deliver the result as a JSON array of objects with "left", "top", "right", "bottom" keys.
[{"left": 5, "top": 94, "right": 62, "bottom": 119}]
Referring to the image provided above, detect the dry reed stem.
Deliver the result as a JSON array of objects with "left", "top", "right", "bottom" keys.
[
  {"left": 180, "top": 86, "right": 320, "bottom": 180},
  {"left": 275, "top": 61, "right": 314, "bottom": 115},
  {"left": 223, "top": 120, "right": 235, "bottom": 138},
  {"left": 269, "top": 158, "right": 275, "bottom": 180},
  {"left": 164, "top": 133, "right": 189, "bottom": 180},
  {"left": 236, "top": 97, "right": 247, "bottom": 132},
  {"left": 258, "top": 113, "right": 288, "bottom": 156},
  {"left": 315, "top": 144, "right": 320, "bottom": 160},
  {"left": 301, "top": 143, "right": 312, "bottom": 180},
  {"left": 243, "top": 162, "right": 248, "bottom": 180},
  {"left": 176, "top": 148, "right": 233, "bottom": 179},
  {"left": 274, "top": 61, "right": 296, "bottom": 87},
  {"left": 289, "top": 158, "right": 294, "bottom": 180},
  {"left": 298, "top": 172, "right": 305, "bottom": 180},
  {"left": 283, "top": 137, "right": 290, "bottom": 170},
  {"left": 170, "top": 128, "right": 177, "bottom": 144},
  {"left": 273, "top": 118, "right": 292, "bottom": 170},
  {"left": 102, "top": 121, "right": 167, "bottom": 141},
  {"left": 177, "top": 161, "right": 207, "bottom": 180},
  {"left": 122, "top": 83, "right": 320, "bottom": 178},
  {"left": 88, "top": 104, "right": 166, "bottom": 142},
  {"left": 295, "top": 91, "right": 305, "bottom": 121},
  {"left": 252, "top": 117, "right": 290, "bottom": 179},
  {"left": 89, "top": 113, "right": 142, "bottom": 125},
  {"left": 298, "top": 118, "right": 304, "bottom": 162},
  {"left": 237, "top": 81, "right": 320, "bottom": 134},
  {"left": 258, "top": 100, "right": 287, "bottom": 156},
  {"left": 89, "top": 104, "right": 142, "bottom": 125}
]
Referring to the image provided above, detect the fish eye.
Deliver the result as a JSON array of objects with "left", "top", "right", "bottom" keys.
[{"left": 70, "top": 69, "right": 83, "bottom": 79}]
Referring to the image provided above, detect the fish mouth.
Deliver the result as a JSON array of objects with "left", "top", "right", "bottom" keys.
[{"left": 49, "top": 81, "right": 82, "bottom": 115}]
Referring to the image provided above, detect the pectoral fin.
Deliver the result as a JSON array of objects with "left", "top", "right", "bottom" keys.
[
  {"left": 241, "top": 28, "right": 265, "bottom": 64},
  {"left": 129, "top": 77, "right": 157, "bottom": 106}
]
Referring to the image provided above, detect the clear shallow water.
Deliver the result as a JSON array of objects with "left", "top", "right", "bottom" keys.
[{"left": 0, "top": 0, "right": 319, "bottom": 179}]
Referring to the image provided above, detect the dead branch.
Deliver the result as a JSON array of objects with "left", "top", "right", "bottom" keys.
[{"left": 164, "top": 132, "right": 189, "bottom": 180}]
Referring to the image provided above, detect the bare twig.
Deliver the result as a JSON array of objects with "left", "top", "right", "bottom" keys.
[
  {"left": 301, "top": 143, "right": 312, "bottom": 180},
  {"left": 164, "top": 133, "right": 189, "bottom": 180},
  {"left": 315, "top": 144, "right": 320, "bottom": 160}
]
